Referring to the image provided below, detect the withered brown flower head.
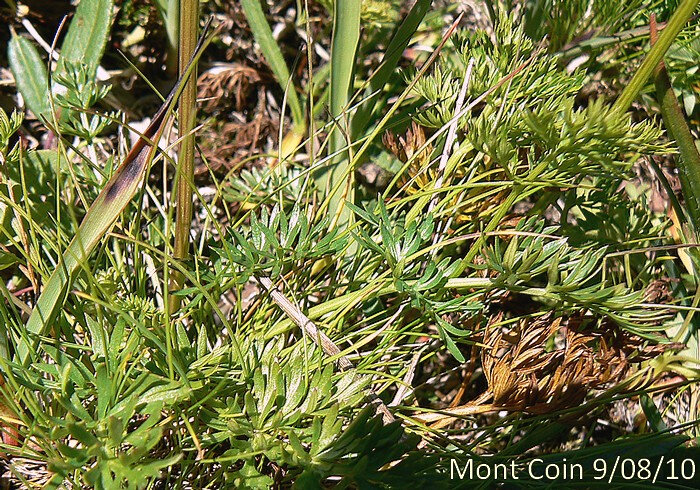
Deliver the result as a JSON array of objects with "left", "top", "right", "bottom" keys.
[
  {"left": 197, "top": 64, "right": 264, "bottom": 113},
  {"left": 481, "top": 313, "right": 684, "bottom": 414}
]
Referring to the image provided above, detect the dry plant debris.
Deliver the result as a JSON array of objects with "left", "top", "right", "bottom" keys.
[{"left": 415, "top": 313, "right": 685, "bottom": 425}]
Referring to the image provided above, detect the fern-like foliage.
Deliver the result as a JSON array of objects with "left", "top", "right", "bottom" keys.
[
  {"left": 216, "top": 204, "right": 347, "bottom": 282},
  {"left": 198, "top": 338, "right": 420, "bottom": 488},
  {"left": 412, "top": 13, "right": 582, "bottom": 129},
  {"left": 223, "top": 165, "right": 308, "bottom": 206},
  {"left": 478, "top": 218, "right": 669, "bottom": 335}
]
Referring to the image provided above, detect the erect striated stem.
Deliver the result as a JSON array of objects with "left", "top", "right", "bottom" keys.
[
  {"left": 650, "top": 13, "right": 700, "bottom": 231},
  {"left": 169, "top": 0, "right": 199, "bottom": 313}
]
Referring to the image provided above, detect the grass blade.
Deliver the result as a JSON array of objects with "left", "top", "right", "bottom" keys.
[
  {"left": 613, "top": 0, "right": 700, "bottom": 114},
  {"left": 240, "top": 0, "right": 305, "bottom": 140},
  {"left": 316, "top": 0, "right": 361, "bottom": 228},
  {"left": 17, "top": 27, "right": 214, "bottom": 364},
  {"left": 651, "top": 14, "right": 700, "bottom": 229},
  {"left": 351, "top": 0, "right": 431, "bottom": 136}
]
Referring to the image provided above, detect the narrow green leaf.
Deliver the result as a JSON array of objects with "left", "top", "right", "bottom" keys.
[
  {"left": 138, "top": 382, "right": 190, "bottom": 405},
  {"left": 316, "top": 0, "right": 361, "bottom": 228},
  {"left": 8, "top": 32, "right": 51, "bottom": 122},
  {"left": 153, "top": 0, "right": 180, "bottom": 77},
  {"left": 640, "top": 393, "right": 667, "bottom": 432},
  {"left": 85, "top": 315, "right": 107, "bottom": 360},
  {"left": 154, "top": 0, "right": 180, "bottom": 55},
  {"left": 441, "top": 330, "right": 465, "bottom": 362},
  {"left": 613, "top": 0, "right": 700, "bottom": 113},
  {"left": 240, "top": 0, "right": 304, "bottom": 130},
  {"left": 196, "top": 326, "right": 207, "bottom": 358},
  {"left": 652, "top": 17, "right": 700, "bottom": 229},
  {"left": 17, "top": 27, "right": 215, "bottom": 364},
  {"left": 57, "top": 0, "right": 114, "bottom": 79},
  {"left": 108, "top": 319, "right": 126, "bottom": 365},
  {"left": 352, "top": 0, "right": 431, "bottom": 136},
  {"left": 95, "top": 363, "right": 111, "bottom": 419},
  {"left": 0, "top": 252, "right": 19, "bottom": 271}
]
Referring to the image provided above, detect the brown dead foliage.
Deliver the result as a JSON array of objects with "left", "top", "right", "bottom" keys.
[
  {"left": 480, "top": 313, "right": 684, "bottom": 414},
  {"left": 645, "top": 278, "right": 676, "bottom": 304},
  {"left": 383, "top": 121, "right": 433, "bottom": 176},
  {"left": 198, "top": 64, "right": 265, "bottom": 114},
  {"left": 415, "top": 314, "right": 684, "bottom": 426},
  {"left": 197, "top": 116, "right": 276, "bottom": 176},
  {"left": 196, "top": 65, "right": 277, "bottom": 175}
]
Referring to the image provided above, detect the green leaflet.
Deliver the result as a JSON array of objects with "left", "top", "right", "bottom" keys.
[
  {"left": 57, "top": 0, "right": 114, "bottom": 80},
  {"left": 8, "top": 33, "right": 50, "bottom": 123}
]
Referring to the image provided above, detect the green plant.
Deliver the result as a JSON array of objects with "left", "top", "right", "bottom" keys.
[
  {"left": 154, "top": 0, "right": 180, "bottom": 77},
  {"left": 241, "top": 0, "right": 306, "bottom": 156},
  {"left": 169, "top": 0, "right": 200, "bottom": 315},
  {"left": 8, "top": 0, "right": 114, "bottom": 124},
  {"left": 14, "top": 23, "right": 213, "bottom": 365},
  {"left": 2, "top": 0, "right": 700, "bottom": 487},
  {"left": 652, "top": 14, "right": 700, "bottom": 233}
]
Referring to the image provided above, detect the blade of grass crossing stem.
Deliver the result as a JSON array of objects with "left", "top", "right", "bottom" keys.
[
  {"left": 56, "top": 0, "right": 113, "bottom": 79},
  {"left": 613, "top": 0, "right": 700, "bottom": 114},
  {"left": 351, "top": 0, "right": 430, "bottom": 138},
  {"left": 651, "top": 14, "right": 700, "bottom": 230},
  {"left": 317, "top": 0, "right": 361, "bottom": 229},
  {"left": 241, "top": 0, "right": 305, "bottom": 157},
  {"left": 17, "top": 26, "right": 214, "bottom": 365},
  {"left": 556, "top": 16, "right": 695, "bottom": 59},
  {"left": 169, "top": 0, "right": 199, "bottom": 314}
]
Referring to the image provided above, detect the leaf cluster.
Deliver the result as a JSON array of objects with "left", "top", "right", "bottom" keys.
[{"left": 217, "top": 204, "right": 347, "bottom": 282}]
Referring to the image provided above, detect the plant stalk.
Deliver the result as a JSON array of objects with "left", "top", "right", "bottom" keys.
[
  {"left": 650, "top": 14, "right": 700, "bottom": 230},
  {"left": 169, "top": 0, "right": 199, "bottom": 313},
  {"left": 613, "top": 0, "right": 700, "bottom": 114}
]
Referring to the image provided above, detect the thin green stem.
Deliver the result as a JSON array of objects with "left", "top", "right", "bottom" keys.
[
  {"left": 613, "top": 0, "right": 700, "bottom": 114},
  {"left": 169, "top": 0, "right": 199, "bottom": 317},
  {"left": 651, "top": 14, "right": 700, "bottom": 230}
]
